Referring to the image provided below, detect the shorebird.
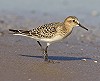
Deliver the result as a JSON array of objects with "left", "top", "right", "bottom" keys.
[{"left": 9, "top": 16, "right": 88, "bottom": 62}]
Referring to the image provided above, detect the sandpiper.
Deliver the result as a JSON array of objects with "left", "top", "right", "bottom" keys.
[{"left": 9, "top": 16, "right": 88, "bottom": 62}]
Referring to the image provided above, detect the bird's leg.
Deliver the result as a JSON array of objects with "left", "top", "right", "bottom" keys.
[
  {"left": 37, "top": 41, "right": 49, "bottom": 61},
  {"left": 37, "top": 42, "right": 55, "bottom": 62},
  {"left": 43, "top": 45, "right": 59, "bottom": 63},
  {"left": 43, "top": 43, "right": 50, "bottom": 61},
  {"left": 43, "top": 46, "right": 48, "bottom": 61},
  {"left": 37, "top": 41, "right": 43, "bottom": 49},
  {"left": 37, "top": 41, "right": 45, "bottom": 55}
]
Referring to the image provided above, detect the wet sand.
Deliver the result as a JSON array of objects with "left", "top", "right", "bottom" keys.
[{"left": 0, "top": 12, "right": 100, "bottom": 81}]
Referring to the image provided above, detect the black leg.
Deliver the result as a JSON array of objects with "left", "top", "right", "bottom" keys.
[
  {"left": 43, "top": 46, "right": 48, "bottom": 61},
  {"left": 43, "top": 46, "right": 59, "bottom": 63},
  {"left": 37, "top": 41, "right": 42, "bottom": 48},
  {"left": 37, "top": 41, "right": 48, "bottom": 61}
]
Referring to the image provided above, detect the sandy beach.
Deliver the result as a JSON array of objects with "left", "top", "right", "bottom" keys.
[
  {"left": 0, "top": 14, "right": 100, "bottom": 81},
  {"left": 0, "top": 0, "right": 100, "bottom": 81}
]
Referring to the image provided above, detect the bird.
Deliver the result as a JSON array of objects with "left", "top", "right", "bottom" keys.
[{"left": 9, "top": 16, "right": 88, "bottom": 62}]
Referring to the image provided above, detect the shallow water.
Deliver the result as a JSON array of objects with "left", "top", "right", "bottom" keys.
[
  {"left": 0, "top": 0, "right": 100, "bottom": 13},
  {"left": 0, "top": 0, "right": 100, "bottom": 20},
  {"left": 0, "top": 0, "right": 100, "bottom": 27}
]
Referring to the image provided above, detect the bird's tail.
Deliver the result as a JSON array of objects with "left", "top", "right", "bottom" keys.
[{"left": 9, "top": 29, "right": 31, "bottom": 36}]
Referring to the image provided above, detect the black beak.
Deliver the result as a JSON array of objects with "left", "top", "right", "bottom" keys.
[{"left": 78, "top": 23, "right": 88, "bottom": 31}]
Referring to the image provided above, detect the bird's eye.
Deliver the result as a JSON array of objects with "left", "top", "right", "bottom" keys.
[{"left": 73, "top": 20, "right": 75, "bottom": 22}]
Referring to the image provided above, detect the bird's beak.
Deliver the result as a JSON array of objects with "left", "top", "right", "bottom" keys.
[{"left": 78, "top": 23, "right": 88, "bottom": 31}]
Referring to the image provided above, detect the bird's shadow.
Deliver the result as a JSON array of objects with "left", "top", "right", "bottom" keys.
[{"left": 19, "top": 54, "right": 92, "bottom": 61}]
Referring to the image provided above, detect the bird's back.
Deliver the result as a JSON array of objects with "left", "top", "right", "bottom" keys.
[{"left": 30, "top": 22, "right": 72, "bottom": 42}]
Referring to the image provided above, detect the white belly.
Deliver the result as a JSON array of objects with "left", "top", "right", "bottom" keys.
[{"left": 37, "top": 35, "right": 65, "bottom": 42}]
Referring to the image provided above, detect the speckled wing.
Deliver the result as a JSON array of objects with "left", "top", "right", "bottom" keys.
[
  {"left": 30, "top": 22, "right": 61, "bottom": 38},
  {"left": 9, "top": 22, "right": 63, "bottom": 39}
]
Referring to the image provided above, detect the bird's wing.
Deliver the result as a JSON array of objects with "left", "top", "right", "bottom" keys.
[
  {"left": 31, "top": 22, "right": 61, "bottom": 38},
  {"left": 9, "top": 22, "right": 63, "bottom": 38}
]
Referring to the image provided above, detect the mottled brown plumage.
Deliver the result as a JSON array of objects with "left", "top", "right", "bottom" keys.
[{"left": 9, "top": 16, "right": 88, "bottom": 62}]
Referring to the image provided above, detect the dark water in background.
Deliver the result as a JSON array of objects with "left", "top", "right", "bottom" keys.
[
  {"left": 0, "top": 0, "right": 100, "bottom": 24},
  {"left": 0, "top": 0, "right": 100, "bottom": 13}
]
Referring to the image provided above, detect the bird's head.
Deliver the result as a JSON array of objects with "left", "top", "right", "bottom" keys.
[{"left": 64, "top": 16, "right": 88, "bottom": 31}]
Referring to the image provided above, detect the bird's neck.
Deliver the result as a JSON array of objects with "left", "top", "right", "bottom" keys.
[{"left": 64, "top": 23, "right": 73, "bottom": 33}]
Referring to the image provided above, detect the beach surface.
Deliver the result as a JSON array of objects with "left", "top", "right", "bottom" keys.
[{"left": 0, "top": 0, "right": 100, "bottom": 81}]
